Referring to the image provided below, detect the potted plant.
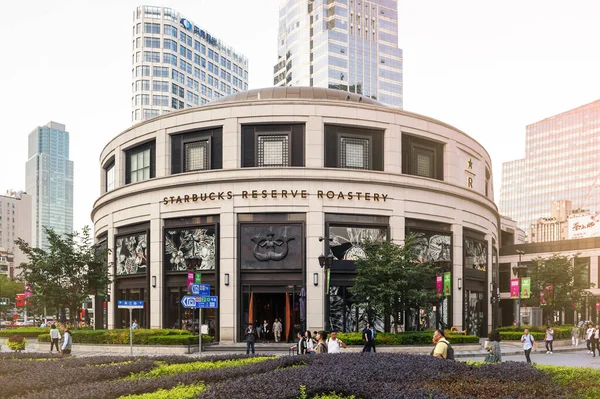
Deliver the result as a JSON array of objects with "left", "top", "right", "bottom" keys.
[{"left": 6, "top": 335, "right": 27, "bottom": 352}]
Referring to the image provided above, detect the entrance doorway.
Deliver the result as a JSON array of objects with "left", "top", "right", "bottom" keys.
[{"left": 241, "top": 287, "right": 302, "bottom": 342}]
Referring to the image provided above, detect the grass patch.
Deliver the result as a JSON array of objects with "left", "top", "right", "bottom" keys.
[
  {"left": 118, "top": 383, "right": 206, "bottom": 399},
  {"left": 126, "top": 356, "right": 275, "bottom": 380},
  {"left": 536, "top": 364, "right": 600, "bottom": 399}
]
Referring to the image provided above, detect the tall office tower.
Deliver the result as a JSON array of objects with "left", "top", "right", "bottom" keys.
[
  {"left": 25, "top": 122, "right": 74, "bottom": 250},
  {"left": 0, "top": 191, "right": 31, "bottom": 273},
  {"left": 273, "top": 0, "right": 403, "bottom": 108},
  {"left": 499, "top": 100, "right": 600, "bottom": 237},
  {"left": 131, "top": 6, "right": 249, "bottom": 123}
]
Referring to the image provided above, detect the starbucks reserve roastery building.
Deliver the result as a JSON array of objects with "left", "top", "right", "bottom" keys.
[{"left": 92, "top": 87, "right": 499, "bottom": 341}]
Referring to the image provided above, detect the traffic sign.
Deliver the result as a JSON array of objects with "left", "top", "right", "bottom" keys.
[
  {"left": 117, "top": 300, "right": 144, "bottom": 309},
  {"left": 180, "top": 295, "right": 219, "bottom": 309},
  {"left": 190, "top": 284, "right": 210, "bottom": 296}
]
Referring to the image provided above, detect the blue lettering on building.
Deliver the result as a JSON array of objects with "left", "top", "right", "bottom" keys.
[{"left": 180, "top": 18, "right": 218, "bottom": 47}]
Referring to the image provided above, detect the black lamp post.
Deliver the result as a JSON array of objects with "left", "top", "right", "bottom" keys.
[
  {"left": 319, "top": 236, "right": 334, "bottom": 330},
  {"left": 512, "top": 250, "right": 527, "bottom": 328}
]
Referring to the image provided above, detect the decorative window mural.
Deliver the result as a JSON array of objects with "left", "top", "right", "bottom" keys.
[
  {"left": 464, "top": 237, "right": 488, "bottom": 272},
  {"left": 240, "top": 224, "right": 302, "bottom": 270},
  {"left": 116, "top": 233, "right": 148, "bottom": 275},
  {"left": 411, "top": 230, "right": 451, "bottom": 263},
  {"left": 164, "top": 227, "right": 216, "bottom": 271},
  {"left": 328, "top": 226, "right": 387, "bottom": 260}
]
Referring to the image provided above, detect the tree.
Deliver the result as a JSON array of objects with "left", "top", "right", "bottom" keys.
[
  {"left": 0, "top": 275, "right": 23, "bottom": 320},
  {"left": 527, "top": 253, "right": 592, "bottom": 325},
  {"left": 349, "top": 234, "right": 439, "bottom": 333},
  {"left": 15, "top": 226, "right": 111, "bottom": 326}
]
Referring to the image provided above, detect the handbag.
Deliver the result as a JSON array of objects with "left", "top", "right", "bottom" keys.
[{"left": 484, "top": 353, "right": 499, "bottom": 363}]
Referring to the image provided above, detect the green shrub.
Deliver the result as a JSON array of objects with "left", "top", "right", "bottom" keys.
[
  {"left": 0, "top": 327, "right": 50, "bottom": 337},
  {"left": 499, "top": 331, "right": 545, "bottom": 341},
  {"left": 497, "top": 325, "right": 573, "bottom": 339},
  {"left": 537, "top": 364, "right": 600, "bottom": 399},
  {"left": 118, "top": 383, "right": 206, "bottom": 399},
  {"left": 37, "top": 329, "right": 207, "bottom": 345},
  {"left": 335, "top": 331, "right": 478, "bottom": 345},
  {"left": 6, "top": 335, "right": 27, "bottom": 351}
]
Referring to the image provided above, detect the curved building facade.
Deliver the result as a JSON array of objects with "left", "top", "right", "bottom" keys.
[{"left": 93, "top": 87, "right": 499, "bottom": 341}]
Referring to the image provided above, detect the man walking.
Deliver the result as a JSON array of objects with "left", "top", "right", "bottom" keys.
[
  {"left": 369, "top": 324, "right": 377, "bottom": 353},
  {"left": 520, "top": 328, "right": 536, "bottom": 364},
  {"left": 326, "top": 331, "right": 347, "bottom": 354},
  {"left": 273, "top": 318, "right": 283, "bottom": 343},
  {"left": 572, "top": 324, "right": 580, "bottom": 347},
  {"left": 586, "top": 323, "right": 595, "bottom": 354},
  {"left": 362, "top": 323, "right": 374, "bottom": 352},
  {"left": 245, "top": 323, "right": 256, "bottom": 355}
]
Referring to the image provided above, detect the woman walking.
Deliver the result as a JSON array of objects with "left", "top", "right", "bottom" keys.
[
  {"left": 544, "top": 326, "right": 554, "bottom": 354},
  {"left": 484, "top": 329, "right": 502, "bottom": 363},
  {"left": 49, "top": 324, "right": 61, "bottom": 353}
]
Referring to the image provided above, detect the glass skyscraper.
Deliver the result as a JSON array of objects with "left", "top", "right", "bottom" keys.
[
  {"left": 273, "top": 0, "right": 403, "bottom": 108},
  {"left": 131, "top": 6, "right": 249, "bottom": 123},
  {"left": 25, "top": 122, "right": 74, "bottom": 249},
  {"left": 499, "top": 99, "right": 600, "bottom": 235}
]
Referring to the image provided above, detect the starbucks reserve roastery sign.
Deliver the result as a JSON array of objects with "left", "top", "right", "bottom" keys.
[{"left": 162, "top": 189, "right": 389, "bottom": 205}]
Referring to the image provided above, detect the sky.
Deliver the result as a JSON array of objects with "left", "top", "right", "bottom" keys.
[{"left": 1, "top": 0, "right": 600, "bottom": 233}]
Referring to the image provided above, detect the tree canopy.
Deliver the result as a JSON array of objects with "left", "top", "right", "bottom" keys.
[
  {"left": 0, "top": 275, "right": 23, "bottom": 319},
  {"left": 350, "top": 234, "right": 439, "bottom": 332},
  {"left": 15, "top": 226, "right": 111, "bottom": 324}
]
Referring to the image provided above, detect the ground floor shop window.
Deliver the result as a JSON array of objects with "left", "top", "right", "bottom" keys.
[
  {"left": 116, "top": 288, "right": 147, "bottom": 328},
  {"left": 166, "top": 286, "right": 217, "bottom": 336}
]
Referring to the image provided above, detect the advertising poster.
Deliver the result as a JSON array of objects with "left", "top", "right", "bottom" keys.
[
  {"left": 187, "top": 271, "right": 194, "bottom": 293},
  {"left": 510, "top": 279, "right": 520, "bottom": 298},
  {"left": 436, "top": 275, "right": 443, "bottom": 296},
  {"left": 520, "top": 277, "right": 531, "bottom": 299},
  {"left": 443, "top": 272, "right": 451, "bottom": 296}
]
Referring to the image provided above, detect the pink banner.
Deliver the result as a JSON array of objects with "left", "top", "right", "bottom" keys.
[
  {"left": 510, "top": 279, "right": 520, "bottom": 298},
  {"left": 187, "top": 271, "right": 194, "bottom": 293},
  {"left": 596, "top": 302, "right": 600, "bottom": 311},
  {"left": 436, "top": 275, "right": 443, "bottom": 296}
]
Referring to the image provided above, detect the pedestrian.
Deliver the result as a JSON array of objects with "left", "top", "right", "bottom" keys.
[
  {"left": 572, "top": 324, "right": 580, "bottom": 347},
  {"left": 484, "top": 329, "right": 502, "bottom": 363},
  {"left": 304, "top": 330, "right": 315, "bottom": 354},
  {"left": 586, "top": 323, "right": 594, "bottom": 353},
  {"left": 431, "top": 329, "right": 450, "bottom": 359},
  {"left": 326, "top": 331, "right": 347, "bottom": 354},
  {"left": 362, "top": 323, "right": 374, "bottom": 352},
  {"left": 369, "top": 323, "right": 377, "bottom": 353},
  {"left": 314, "top": 331, "right": 328, "bottom": 354},
  {"left": 290, "top": 331, "right": 306, "bottom": 355},
  {"left": 59, "top": 325, "right": 72, "bottom": 356},
  {"left": 594, "top": 325, "right": 600, "bottom": 357},
  {"left": 49, "top": 324, "right": 61, "bottom": 353},
  {"left": 132, "top": 319, "right": 139, "bottom": 329},
  {"left": 273, "top": 318, "right": 282, "bottom": 343},
  {"left": 245, "top": 323, "right": 256, "bottom": 355},
  {"left": 262, "top": 320, "right": 269, "bottom": 342},
  {"left": 520, "top": 328, "right": 536, "bottom": 364},
  {"left": 545, "top": 326, "right": 554, "bottom": 354}
]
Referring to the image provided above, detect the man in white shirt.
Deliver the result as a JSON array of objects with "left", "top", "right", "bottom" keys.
[
  {"left": 272, "top": 318, "right": 283, "bottom": 343},
  {"left": 520, "top": 328, "right": 535, "bottom": 364},
  {"left": 586, "top": 324, "right": 595, "bottom": 354},
  {"left": 326, "top": 331, "right": 346, "bottom": 354}
]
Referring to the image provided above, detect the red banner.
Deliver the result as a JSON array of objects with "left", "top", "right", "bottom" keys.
[
  {"left": 596, "top": 302, "right": 600, "bottom": 311},
  {"left": 16, "top": 294, "right": 25, "bottom": 307},
  {"left": 510, "top": 279, "right": 520, "bottom": 298},
  {"left": 436, "top": 275, "right": 443, "bottom": 296}
]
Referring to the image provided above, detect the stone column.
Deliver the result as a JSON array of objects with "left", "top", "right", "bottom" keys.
[
  {"left": 306, "top": 196, "right": 325, "bottom": 331},
  {"left": 106, "top": 218, "right": 116, "bottom": 330},
  {"left": 485, "top": 233, "right": 493, "bottom": 334},
  {"left": 222, "top": 118, "right": 239, "bottom": 169},
  {"left": 452, "top": 224, "right": 463, "bottom": 331},
  {"left": 305, "top": 116, "right": 323, "bottom": 168},
  {"left": 219, "top": 201, "right": 236, "bottom": 342},
  {"left": 149, "top": 201, "right": 163, "bottom": 328}
]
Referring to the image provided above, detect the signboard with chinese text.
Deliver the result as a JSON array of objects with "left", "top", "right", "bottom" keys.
[
  {"left": 521, "top": 277, "right": 531, "bottom": 299},
  {"left": 510, "top": 279, "right": 520, "bottom": 298},
  {"left": 436, "top": 275, "right": 443, "bottom": 296},
  {"left": 443, "top": 272, "right": 451, "bottom": 296}
]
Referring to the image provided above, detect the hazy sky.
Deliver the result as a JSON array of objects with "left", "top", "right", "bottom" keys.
[{"left": 1, "top": 0, "right": 600, "bottom": 232}]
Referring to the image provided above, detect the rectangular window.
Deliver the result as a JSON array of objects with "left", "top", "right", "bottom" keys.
[
  {"left": 164, "top": 24, "right": 177, "bottom": 38},
  {"left": 171, "top": 83, "right": 184, "bottom": 97},
  {"left": 340, "top": 137, "right": 369, "bottom": 169},
  {"left": 257, "top": 135, "right": 289, "bottom": 167},
  {"left": 402, "top": 135, "right": 444, "bottom": 180},
  {"left": 105, "top": 162, "right": 115, "bottom": 192},
  {"left": 143, "top": 51, "right": 160, "bottom": 63},
  {"left": 152, "top": 94, "right": 169, "bottom": 106},
  {"left": 152, "top": 80, "right": 169, "bottom": 92},
  {"left": 163, "top": 38, "right": 177, "bottom": 52},
  {"left": 163, "top": 53, "right": 177, "bottom": 66},
  {"left": 143, "top": 22, "right": 160, "bottom": 34},
  {"left": 184, "top": 140, "right": 209, "bottom": 171},
  {"left": 144, "top": 37, "right": 160, "bottom": 48},
  {"left": 153, "top": 66, "right": 169, "bottom": 77},
  {"left": 126, "top": 142, "right": 155, "bottom": 184}
]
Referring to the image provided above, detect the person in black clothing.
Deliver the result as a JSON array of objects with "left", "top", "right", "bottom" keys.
[
  {"left": 290, "top": 331, "right": 307, "bottom": 354},
  {"left": 362, "top": 323, "right": 374, "bottom": 352},
  {"left": 245, "top": 323, "right": 256, "bottom": 354}
]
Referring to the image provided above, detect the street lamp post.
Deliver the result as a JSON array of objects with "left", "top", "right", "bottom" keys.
[
  {"left": 318, "top": 236, "right": 334, "bottom": 331},
  {"left": 512, "top": 250, "right": 527, "bottom": 328}
]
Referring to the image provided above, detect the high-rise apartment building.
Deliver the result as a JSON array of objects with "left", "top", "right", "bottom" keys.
[
  {"left": 0, "top": 191, "right": 31, "bottom": 273},
  {"left": 25, "top": 122, "right": 74, "bottom": 249},
  {"left": 273, "top": 0, "right": 403, "bottom": 108},
  {"left": 131, "top": 5, "right": 249, "bottom": 123},
  {"left": 500, "top": 100, "right": 600, "bottom": 235},
  {"left": 0, "top": 248, "right": 14, "bottom": 278}
]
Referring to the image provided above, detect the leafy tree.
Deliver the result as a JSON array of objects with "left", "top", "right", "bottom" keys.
[
  {"left": 15, "top": 226, "right": 111, "bottom": 326},
  {"left": 0, "top": 275, "right": 23, "bottom": 320},
  {"left": 350, "top": 234, "right": 439, "bottom": 333},
  {"left": 527, "top": 253, "right": 592, "bottom": 325}
]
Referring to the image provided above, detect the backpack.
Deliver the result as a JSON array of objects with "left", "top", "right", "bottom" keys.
[{"left": 440, "top": 340, "right": 455, "bottom": 360}]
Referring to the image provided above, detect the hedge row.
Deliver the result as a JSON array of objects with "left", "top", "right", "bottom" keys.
[
  {"left": 36, "top": 329, "right": 213, "bottom": 345},
  {"left": 0, "top": 327, "right": 50, "bottom": 338},
  {"left": 497, "top": 325, "right": 574, "bottom": 340},
  {"left": 336, "top": 331, "right": 479, "bottom": 345}
]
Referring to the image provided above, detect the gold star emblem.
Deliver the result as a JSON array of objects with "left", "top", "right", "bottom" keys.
[{"left": 467, "top": 159, "right": 473, "bottom": 169}]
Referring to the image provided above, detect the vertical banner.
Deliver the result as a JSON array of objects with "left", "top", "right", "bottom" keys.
[
  {"left": 187, "top": 271, "right": 194, "bottom": 293},
  {"left": 443, "top": 272, "right": 451, "bottom": 296},
  {"left": 596, "top": 302, "right": 600, "bottom": 311},
  {"left": 436, "top": 275, "right": 443, "bottom": 296},
  {"left": 510, "top": 279, "right": 520, "bottom": 298},
  {"left": 520, "top": 277, "right": 531, "bottom": 299},
  {"left": 194, "top": 272, "right": 202, "bottom": 284},
  {"left": 327, "top": 269, "right": 331, "bottom": 292},
  {"left": 540, "top": 291, "right": 546, "bottom": 306}
]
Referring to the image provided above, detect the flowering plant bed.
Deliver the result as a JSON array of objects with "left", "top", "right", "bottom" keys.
[
  {"left": 5, "top": 335, "right": 27, "bottom": 352},
  {"left": 36, "top": 328, "right": 211, "bottom": 345},
  {"left": 0, "top": 352, "right": 596, "bottom": 398}
]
